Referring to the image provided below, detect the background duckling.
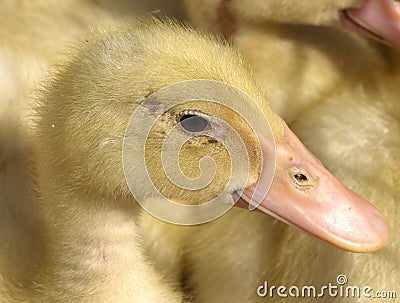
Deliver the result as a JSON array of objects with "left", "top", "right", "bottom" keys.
[
  {"left": 180, "top": 0, "right": 400, "bottom": 301},
  {"left": 0, "top": 8, "right": 389, "bottom": 302}
]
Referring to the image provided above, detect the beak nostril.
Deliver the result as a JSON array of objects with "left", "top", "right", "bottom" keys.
[
  {"left": 294, "top": 173, "right": 308, "bottom": 183},
  {"left": 289, "top": 168, "right": 314, "bottom": 189}
]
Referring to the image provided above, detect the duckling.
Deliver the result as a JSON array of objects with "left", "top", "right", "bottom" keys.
[{"left": 0, "top": 15, "right": 389, "bottom": 301}]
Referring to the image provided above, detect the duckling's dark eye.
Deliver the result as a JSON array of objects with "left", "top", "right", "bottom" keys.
[{"left": 179, "top": 114, "right": 210, "bottom": 133}]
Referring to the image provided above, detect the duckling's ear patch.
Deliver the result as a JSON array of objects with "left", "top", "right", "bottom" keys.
[{"left": 122, "top": 79, "right": 275, "bottom": 225}]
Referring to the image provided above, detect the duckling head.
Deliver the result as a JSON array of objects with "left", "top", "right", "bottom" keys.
[{"left": 35, "top": 17, "right": 388, "bottom": 253}]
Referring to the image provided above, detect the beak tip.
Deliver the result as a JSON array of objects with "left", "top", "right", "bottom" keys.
[{"left": 337, "top": 214, "right": 390, "bottom": 253}]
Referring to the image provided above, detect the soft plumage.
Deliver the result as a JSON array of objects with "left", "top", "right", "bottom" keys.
[{"left": 0, "top": 1, "right": 394, "bottom": 302}]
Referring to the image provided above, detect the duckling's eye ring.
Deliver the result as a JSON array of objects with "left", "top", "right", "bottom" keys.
[{"left": 179, "top": 114, "right": 211, "bottom": 133}]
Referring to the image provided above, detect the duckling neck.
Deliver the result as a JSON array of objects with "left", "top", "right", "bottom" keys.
[{"left": 36, "top": 184, "right": 146, "bottom": 299}]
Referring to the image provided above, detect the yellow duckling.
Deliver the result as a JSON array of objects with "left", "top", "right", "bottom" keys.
[{"left": 0, "top": 15, "right": 388, "bottom": 302}]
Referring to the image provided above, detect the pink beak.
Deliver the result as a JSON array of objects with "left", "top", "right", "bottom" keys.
[
  {"left": 340, "top": 0, "right": 400, "bottom": 49},
  {"left": 237, "top": 121, "right": 389, "bottom": 253}
]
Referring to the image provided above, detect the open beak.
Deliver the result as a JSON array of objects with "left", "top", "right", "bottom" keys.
[
  {"left": 237, "top": 120, "right": 389, "bottom": 253},
  {"left": 340, "top": 0, "right": 400, "bottom": 49}
]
